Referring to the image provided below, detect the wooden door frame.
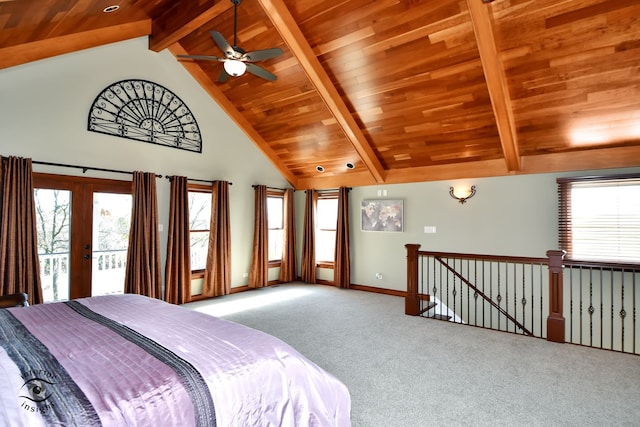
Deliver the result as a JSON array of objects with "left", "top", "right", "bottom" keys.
[{"left": 33, "top": 173, "right": 132, "bottom": 299}]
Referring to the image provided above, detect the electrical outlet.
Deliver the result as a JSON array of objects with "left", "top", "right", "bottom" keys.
[
  {"left": 424, "top": 226, "right": 437, "bottom": 233},
  {"left": 375, "top": 273, "right": 383, "bottom": 280}
]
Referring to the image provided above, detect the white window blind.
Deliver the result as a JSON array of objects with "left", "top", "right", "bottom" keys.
[{"left": 558, "top": 175, "right": 640, "bottom": 263}]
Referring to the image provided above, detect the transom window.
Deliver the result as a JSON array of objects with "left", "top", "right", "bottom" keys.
[{"left": 558, "top": 174, "right": 640, "bottom": 263}]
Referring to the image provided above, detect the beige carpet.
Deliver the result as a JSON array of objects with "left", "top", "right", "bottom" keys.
[{"left": 184, "top": 283, "right": 640, "bottom": 427}]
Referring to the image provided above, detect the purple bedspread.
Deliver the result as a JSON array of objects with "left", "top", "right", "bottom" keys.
[{"left": 0, "top": 294, "right": 351, "bottom": 426}]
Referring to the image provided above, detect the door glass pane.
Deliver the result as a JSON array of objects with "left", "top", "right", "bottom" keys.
[
  {"left": 92, "top": 193, "right": 132, "bottom": 296},
  {"left": 34, "top": 189, "right": 71, "bottom": 303}
]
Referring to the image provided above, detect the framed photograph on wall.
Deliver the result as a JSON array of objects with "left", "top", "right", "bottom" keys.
[{"left": 361, "top": 199, "right": 404, "bottom": 232}]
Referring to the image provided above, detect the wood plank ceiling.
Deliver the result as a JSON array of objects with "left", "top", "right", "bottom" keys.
[{"left": 1, "top": 0, "right": 640, "bottom": 189}]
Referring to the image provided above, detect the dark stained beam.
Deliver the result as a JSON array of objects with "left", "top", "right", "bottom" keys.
[
  {"left": 466, "top": 0, "right": 520, "bottom": 172},
  {"left": 256, "top": 0, "right": 386, "bottom": 183},
  {"left": 0, "top": 20, "right": 151, "bottom": 70},
  {"left": 149, "top": 1, "right": 233, "bottom": 52}
]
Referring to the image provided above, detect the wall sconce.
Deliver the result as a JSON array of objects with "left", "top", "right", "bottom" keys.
[{"left": 449, "top": 185, "right": 476, "bottom": 204}]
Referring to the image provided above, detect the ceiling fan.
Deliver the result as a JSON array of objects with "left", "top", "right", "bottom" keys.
[{"left": 177, "top": 0, "right": 283, "bottom": 82}]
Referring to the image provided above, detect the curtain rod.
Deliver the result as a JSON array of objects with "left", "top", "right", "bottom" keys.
[
  {"left": 251, "top": 185, "right": 293, "bottom": 191},
  {"left": 306, "top": 188, "right": 351, "bottom": 193},
  {"left": 31, "top": 160, "right": 163, "bottom": 178},
  {"left": 166, "top": 175, "right": 233, "bottom": 185}
]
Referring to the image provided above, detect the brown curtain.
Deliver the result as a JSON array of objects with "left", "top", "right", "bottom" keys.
[
  {"left": 203, "top": 181, "right": 231, "bottom": 297},
  {"left": 124, "top": 171, "right": 161, "bottom": 298},
  {"left": 164, "top": 176, "right": 191, "bottom": 304},
  {"left": 0, "top": 156, "right": 43, "bottom": 305},
  {"left": 248, "top": 185, "right": 268, "bottom": 288},
  {"left": 334, "top": 187, "right": 351, "bottom": 288},
  {"left": 300, "top": 190, "right": 316, "bottom": 283},
  {"left": 279, "top": 188, "right": 297, "bottom": 282}
]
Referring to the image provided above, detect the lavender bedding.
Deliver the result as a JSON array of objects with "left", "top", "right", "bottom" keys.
[{"left": 0, "top": 294, "right": 351, "bottom": 426}]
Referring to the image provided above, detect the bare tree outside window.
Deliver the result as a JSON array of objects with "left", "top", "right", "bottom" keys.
[{"left": 34, "top": 189, "right": 71, "bottom": 302}]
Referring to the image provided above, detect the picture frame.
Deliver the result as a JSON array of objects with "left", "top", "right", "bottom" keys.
[{"left": 361, "top": 199, "right": 404, "bottom": 232}]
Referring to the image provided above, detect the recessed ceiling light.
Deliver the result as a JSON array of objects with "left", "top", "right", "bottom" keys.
[
  {"left": 316, "top": 165, "right": 325, "bottom": 173},
  {"left": 345, "top": 162, "right": 355, "bottom": 170},
  {"left": 103, "top": 5, "right": 120, "bottom": 13}
]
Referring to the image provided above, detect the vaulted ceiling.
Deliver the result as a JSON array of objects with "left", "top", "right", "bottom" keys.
[{"left": 1, "top": 0, "right": 640, "bottom": 189}]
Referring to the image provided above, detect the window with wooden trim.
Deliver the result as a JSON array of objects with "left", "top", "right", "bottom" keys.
[
  {"left": 267, "top": 191, "right": 284, "bottom": 262},
  {"left": 558, "top": 174, "right": 640, "bottom": 263},
  {"left": 188, "top": 185, "right": 212, "bottom": 272},
  {"left": 315, "top": 193, "right": 338, "bottom": 264}
]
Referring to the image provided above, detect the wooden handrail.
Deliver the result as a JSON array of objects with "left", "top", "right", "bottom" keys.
[
  {"left": 405, "top": 245, "right": 567, "bottom": 344},
  {"left": 563, "top": 259, "right": 640, "bottom": 271},
  {"left": 416, "top": 250, "right": 547, "bottom": 265}
]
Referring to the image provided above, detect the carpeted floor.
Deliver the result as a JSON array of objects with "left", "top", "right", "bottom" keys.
[{"left": 183, "top": 283, "right": 640, "bottom": 427}]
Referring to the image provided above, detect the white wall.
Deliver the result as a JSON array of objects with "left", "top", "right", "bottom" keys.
[
  {"left": 354, "top": 168, "right": 640, "bottom": 291},
  {"left": 0, "top": 37, "right": 288, "bottom": 288},
  {"left": 296, "top": 167, "right": 640, "bottom": 292}
]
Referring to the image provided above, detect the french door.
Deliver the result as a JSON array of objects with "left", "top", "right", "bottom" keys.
[{"left": 33, "top": 173, "right": 132, "bottom": 302}]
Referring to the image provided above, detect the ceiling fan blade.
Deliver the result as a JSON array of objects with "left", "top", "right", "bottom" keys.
[
  {"left": 210, "top": 31, "right": 235, "bottom": 58},
  {"left": 243, "top": 47, "right": 283, "bottom": 62},
  {"left": 218, "top": 68, "right": 230, "bottom": 83},
  {"left": 246, "top": 63, "right": 277, "bottom": 81},
  {"left": 177, "top": 54, "right": 225, "bottom": 62}
]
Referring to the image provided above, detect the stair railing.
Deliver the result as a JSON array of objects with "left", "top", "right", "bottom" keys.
[{"left": 406, "top": 244, "right": 565, "bottom": 342}]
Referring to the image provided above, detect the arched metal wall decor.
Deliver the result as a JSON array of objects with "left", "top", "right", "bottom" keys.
[{"left": 88, "top": 79, "right": 202, "bottom": 153}]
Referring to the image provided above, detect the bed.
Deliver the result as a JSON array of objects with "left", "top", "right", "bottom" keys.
[{"left": 0, "top": 293, "right": 351, "bottom": 426}]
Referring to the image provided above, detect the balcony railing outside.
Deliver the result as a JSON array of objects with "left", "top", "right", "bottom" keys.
[
  {"left": 406, "top": 244, "right": 640, "bottom": 355},
  {"left": 39, "top": 250, "right": 127, "bottom": 303}
]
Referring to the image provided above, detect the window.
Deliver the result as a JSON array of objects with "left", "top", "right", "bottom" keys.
[
  {"left": 558, "top": 174, "right": 640, "bottom": 263},
  {"left": 267, "top": 192, "right": 284, "bottom": 262},
  {"left": 188, "top": 187, "right": 212, "bottom": 271},
  {"left": 316, "top": 194, "right": 338, "bottom": 264}
]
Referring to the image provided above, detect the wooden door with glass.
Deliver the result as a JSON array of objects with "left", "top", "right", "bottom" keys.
[{"left": 33, "top": 173, "right": 132, "bottom": 302}]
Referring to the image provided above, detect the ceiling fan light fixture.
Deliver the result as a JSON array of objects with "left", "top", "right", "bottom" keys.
[{"left": 224, "top": 59, "right": 247, "bottom": 77}]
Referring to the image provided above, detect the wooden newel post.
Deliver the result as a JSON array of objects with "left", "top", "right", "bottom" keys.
[
  {"left": 546, "top": 250, "right": 566, "bottom": 343},
  {"left": 405, "top": 244, "right": 420, "bottom": 316}
]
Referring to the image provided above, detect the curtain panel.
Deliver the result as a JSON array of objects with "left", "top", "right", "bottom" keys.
[
  {"left": 334, "top": 187, "right": 351, "bottom": 288},
  {"left": 0, "top": 156, "right": 43, "bottom": 305},
  {"left": 164, "top": 176, "right": 191, "bottom": 304},
  {"left": 279, "top": 188, "right": 297, "bottom": 282},
  {"left": 249, "top": 185, "right": 269, "bottom": 288},
  {"left": 124, "top": 171, "right": 162, "bottom": 299},
  {"left": 300, "top": 190, "right": 316, "bottom": 284},
  {"left": 203, "top": 181, "right": 231, "bottom": 297}
]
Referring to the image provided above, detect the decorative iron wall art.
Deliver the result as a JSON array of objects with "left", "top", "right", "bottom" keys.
[{"left": 88, "top": 79, "right": 202, "bottom": 153}]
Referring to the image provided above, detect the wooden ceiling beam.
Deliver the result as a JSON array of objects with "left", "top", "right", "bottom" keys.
[
  {"left": 466, "top": 0, "right": 520, "bottom": 172},
  {"left": 0, "top": 20, "right": 151, "bottom": 70},
  {"left": 256, "top": 0, "right": 386, "bottom": 184},
  {"left": 149, "top": 1, "right": 233, "bottom": 52},
  {"left": 170, "top": 43, "right": 299, "bottom": 187}
]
